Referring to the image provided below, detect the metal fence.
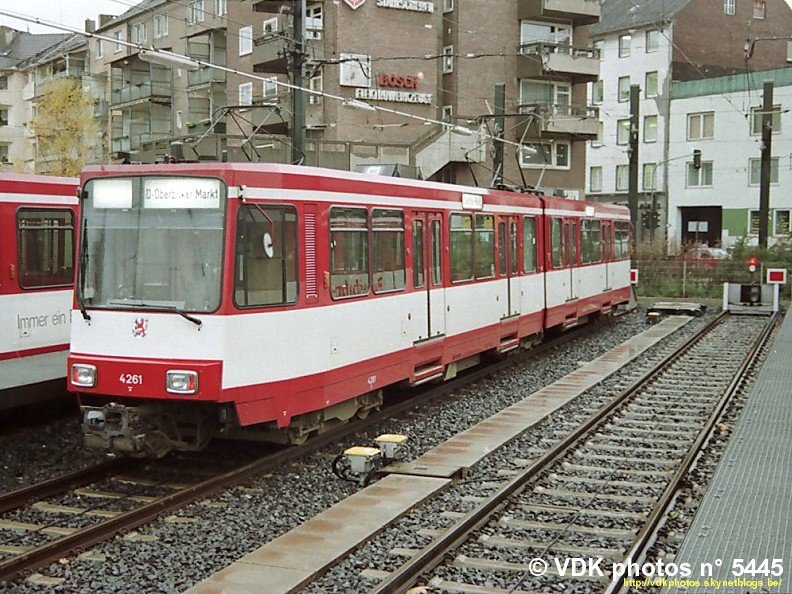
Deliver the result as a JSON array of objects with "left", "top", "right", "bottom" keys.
[{"left": 634, "top": 259, "right": 789, "bottom": 299}]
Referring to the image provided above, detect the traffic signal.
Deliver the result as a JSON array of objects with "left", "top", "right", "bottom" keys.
[
  {"left": 748, "top": 257, "right": 759, "bottom": 273},
  {"left": 693, "top": 149, "right": 702, "bottom": 170}
]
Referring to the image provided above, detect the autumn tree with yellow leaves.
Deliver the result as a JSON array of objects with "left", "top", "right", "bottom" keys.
[{"left": 30, "top": 78, "right": 99, "bottom": 176}]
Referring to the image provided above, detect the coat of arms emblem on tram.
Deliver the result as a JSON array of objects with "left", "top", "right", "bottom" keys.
[
  {"left": 132, "top": 318, "right": 149, "bottom": 338},
  {"left": 343, "top": 0, "right": 366, "bottom": 8}
]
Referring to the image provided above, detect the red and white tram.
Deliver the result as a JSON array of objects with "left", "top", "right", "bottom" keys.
[
  {"left": 0, "top": 174, "right": 78, "bottom": 410},
  {"left": 69, "top": 163, "right": 631, "bottom": 456}
]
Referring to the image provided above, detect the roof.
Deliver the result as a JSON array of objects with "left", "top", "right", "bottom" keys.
[
  {"left": 15, "top": 34, "right": 88, "bottom": 70},
  {"left": 0, "top": 31, "right": 71, "bottom": 70},
  {"left": 671, "top": 66, "right": 792, "bottom": 100},
  {"left": 589, "top": 0, "right": 693, "bottom": 36},
  {"left": 96, "top": 0, "right": 167, "bottom": 31}
]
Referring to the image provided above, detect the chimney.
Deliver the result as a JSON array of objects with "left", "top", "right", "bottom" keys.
[
  {"left": 98, "top": 14, "right": 115, "bottom": 28},
  {"left": 85, "top": 19, "right": 96, "bottom": 34}
]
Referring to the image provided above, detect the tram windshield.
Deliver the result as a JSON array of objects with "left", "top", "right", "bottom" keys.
[{"left": 80, "top": 176, "right": 225, "bottom": 313}]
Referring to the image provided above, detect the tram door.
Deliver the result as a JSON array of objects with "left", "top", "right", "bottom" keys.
[
  {"left": 497, "top": 216, "right": 520, "bottom": 318},
  {"left": 602, "top": 221, "right": 613, "bottom": 291},
  {"left": 563, "top": 220, "right": 578, "bottom": 301},
  {"left": 412, "top": 212, "right": 445, "bottom": 340}
]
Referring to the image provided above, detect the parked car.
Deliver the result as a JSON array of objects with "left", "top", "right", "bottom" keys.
[{"left": 677, "top": 245, "right": 729, "bottom": 266}]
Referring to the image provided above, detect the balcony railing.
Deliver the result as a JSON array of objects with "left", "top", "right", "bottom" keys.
[
  {"left": 111, "top": 81, "right": 172, "bottom": 107},
  {"left": 517, "top": 102, "right": 599, "bottom": 136},
  {"left": 185, "top": 119, "right": 227, "bottom": 135},
  {"left": 187, "top": 67, "right": 227, "bottom": 87},
  {"left": 111, "top": 131, "right": 171, "bottom": 152},
  {"left": 518, "top": 42, "right": 600, "bottom": 80}
]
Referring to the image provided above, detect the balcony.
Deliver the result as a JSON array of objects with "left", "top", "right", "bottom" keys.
[
  {"left": 111, "top": 132, "right": 171, "bottom": 153},
  {"left": 111, "top": 81, "right": 172, "bottom": 108},
  {"left": 185, "top": 119, "right": 227, "bottom": 136},
  {"left": 188, "top": 67, "right": 227, "bottom": 88},
  {"left": 252, "top": 33, "right": 288, "bottom": 74},
  {"left": 518, "top": 0, "right": 600, "bottom": 25},
  {"left": 93, "top": 100, "right": 108, "bottom": 118},
  {"left": 516, "top": 103, "right": 599, "bottom": 137},
  {"left": 518, "top": 42, "right": 599, "bottom": 81},
  {"left": 252, "top": 0, "right": 292, "bottom": 13}
]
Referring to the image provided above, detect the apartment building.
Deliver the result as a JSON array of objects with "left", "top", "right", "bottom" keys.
[
  {"left": 668, "top": 68, "right": 792, "bottom": 248},
  {"left": 0, "top": 27, "right": 70, "bottom": 171},
  {"left": 586, "top": 0, "right": 792, "bottom": 245}
]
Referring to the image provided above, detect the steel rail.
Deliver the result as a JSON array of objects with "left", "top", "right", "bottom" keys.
[
  {"left": 368, "top": 311, "right": 730, "bottom": 594},
  {"left": 0, "top": 312, "right": 630, "bottom": 583},
  {"left": 0, "top": 458, "right": 135, "bottom": 515},
  {"left": 607, "top": 311, "right": 779, "bottom": 594}
]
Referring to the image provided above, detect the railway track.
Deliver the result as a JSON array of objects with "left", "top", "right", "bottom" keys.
[
  {"left": 0, "top": 312, "right": 626, "bottom": 585},
  {"left": 364, "top": 312, "right": 777, "bottom": 594}
]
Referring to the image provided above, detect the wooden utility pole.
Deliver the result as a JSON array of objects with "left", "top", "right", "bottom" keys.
[
  {"left": 492, "top": 83, "right": 505, "bottom": 188},
  {"left": 628, "top": 84, "right": 640, "bottom": 239},
  {"left": 290, "top": 0, "right": 306, "bottom": 164}
]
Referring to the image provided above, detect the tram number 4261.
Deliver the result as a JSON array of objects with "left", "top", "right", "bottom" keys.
[{"left": 119, "top": 373, "right": 143, "bottom": 385}]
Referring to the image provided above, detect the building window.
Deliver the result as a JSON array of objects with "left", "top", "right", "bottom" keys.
[
  {"left": 775, "top": 210, "right": 790, "bottom": 235},
  {"left": 645, "top": 71, "right": 658, "bottom": 97},
  {"left": 263, "top": 76, "right": 278, "bottom": 98},
  {"left": 239, "top": 82, "right": 253, "bottom": 106},
  {"left": 263, "top": 17, "right": 279, "bottom": 34},
  {"left": 442, "top": 46, "right": 454, "bottom": 74},
  {"left": 749, "top": 210, "right": 761, "bottom": 235},
  {"left": 17, "top": 209, "right": 75, "bottom": 289},
  {"left": 591, "top": 80, "right": 603, "bottom": 104},
  {"left": 591, "top": 121, "right": 604, "bottom": 147},
  {"left": 643, "top": 163, "right": 657, "bottom": 190},
  {"left": 114, "top": 31, "right": 122, "bottom": 52},
  {"left": 617, "top": 118, "right": 630, "bottom": 145},
  {"left": 589, "top": 166, "right": 603, "bottom": 192},
  {"left": 215, "top": 0, "right": 227, "bottom": 17},
  {"left": 0, "top": 108, "right": 8, "bottom": 127},
  {"left": 154, "top": 14, "right": 169, "bottom": 38},
  {"left": 644, "top": 115, "right": 658, "bottom": 142},
  {"left": 239, "top": 26, "right": 253, "bottom": 56},
  {"left": 308, "top": 73, "right": 322, "bottom": 105},
  {"left": 618, "top": 76, "right": 630, "bottom": 102},
  {"left": 189, "top": 0, "right": 205, "bottom": 24},
  {"left": 750, "top": 105, "right": 781, "bottom": 134},
  {"left": 0, "top": 143, "right": 8, "bottom": 163},
  {"left": 687, "top": 112, "right": 714, "bottom": 139},
  {"left": 724, "top": 0, "right": 735, "bottom": 14},
  {"left": 519, "top": 141, "right": 570, "bottom": 169},
  {"left": 443, "top": 0, "right": 453, "bottom": 12},
  {"left": 593, "top": 40, "right": 604, "bottom": 58},
  {"left": 618, "top": 34, "right": 631, "bottom": 57},
  {"left": 132, "top": 23, "right": 146, "bottom": 43},
  {"left": 519, "top": 79, "right": 571, "bottom": 113},
  {"left": 749, "top": 157, "right": 779, "bottom": 185},
  {"left": 306, "top": 5, "right": 323, "bottom": 33},
  {"left": 95, "top": 40, "right": 103, "bottom": 59},
  {"left": 754, "top": 0, "right": 766, "bottom": 19},
  {"left": 616, "top": 164, "right": 629, "bottom": 191},
  {"left": 442, "top": 105, "right": 453, "bottom": 121},
  {"left": 646, "top": 29, "right": 659, "bottom": 52},
  {"left": 686, "top": 161, "right": 713, "bottom": 187}
]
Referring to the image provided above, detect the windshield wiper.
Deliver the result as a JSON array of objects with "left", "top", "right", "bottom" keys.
[
  {"left": 76, "top": 217, "right": 91, "bottom": 321},
  {"left": 123, "top": 303, "right": 203, "bottom": 327}
]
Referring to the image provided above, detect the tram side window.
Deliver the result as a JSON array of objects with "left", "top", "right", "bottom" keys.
[
  {"left": 551, "top": 218, "right": 563, "bottom": 268},
  {"left": 431, "top": 220, "right": 442, "bottom": 285},
  {"left": 450, "top": 213, "right": 473, "bottom": 281},
  {"left": 581, "top": 219, "right": 602, "bottom": 264},
  {"left": 412, "top": 219, "right": 424, "bottom": 288},
  {"left": 372, "top": 209, "right": 405, "bottom": 293},
  {"left": 475, "top": 214, "right": 495, "bottom": 279},
  {"left": 234, "top": 205, "right": 298, "bottom": 307},
  {"left": 330, "top": 207, "right": 370, "bottom": 298},
  {"left": 614, "top": 222, "right": 630, "bottom": 259},
  {"left": 17, "top": 208, "right": 74, "bottom": 288},
  {"left": 523, "top": 217, "right": 536, "bottom": 272}
]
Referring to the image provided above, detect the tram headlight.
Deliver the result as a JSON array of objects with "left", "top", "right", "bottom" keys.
[
  {"left": 71, "top": 364, "right": 97, "bottom": 388},
  {"left": 166, "top": 370, "right": 199, "bottom": 395}
]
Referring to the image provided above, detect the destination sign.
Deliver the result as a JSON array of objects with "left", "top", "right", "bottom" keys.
[{"left": 143, "top": 178, "right": 222, "bottom": 209}]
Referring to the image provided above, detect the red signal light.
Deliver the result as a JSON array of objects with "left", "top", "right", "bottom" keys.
[{"left": 748, "top": 257, "right": 759, "bottom": 273}]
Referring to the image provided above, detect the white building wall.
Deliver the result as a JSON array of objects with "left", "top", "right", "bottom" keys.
[
  {"left": 668, "top": 81, "right": 792, "bottom": 247},
  {"left": 586, "top": 24, "right": 674, "bottom": 198},
  {"left": 0, "top": 70, "right": 33, "bottom": 172}
]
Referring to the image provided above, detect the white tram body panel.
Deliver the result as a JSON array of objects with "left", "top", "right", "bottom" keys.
[
  {"left": 0, "top": 175, "right": 78, "bottom": 407},
  {"left": 68, "top": 164, "right": 631, "bottom": 455}
]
